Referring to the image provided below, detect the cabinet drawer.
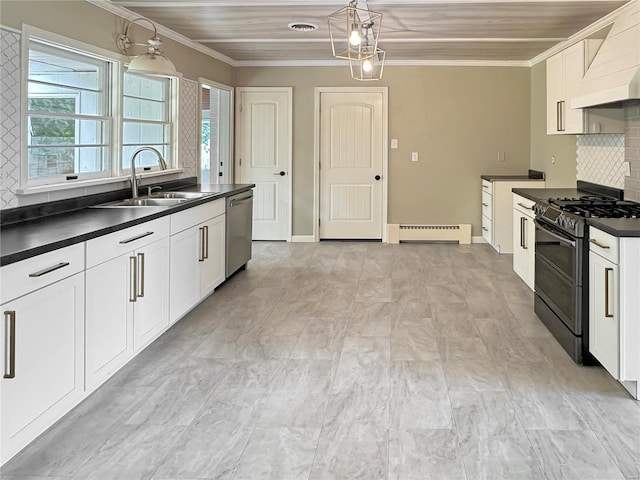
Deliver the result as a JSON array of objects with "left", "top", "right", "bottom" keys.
[
  {"left": 1, "top": 243, "right": 85, "bottom": 304},
  {"left": 513, "top": 194, "right": 535, "bottom": 216},
  {"left": 482, "top": 191, "right": 492, "bottom": 219},
  {"left": 482, "top": 180, "right": 492, "bottom": 194},
  {"left": 86, "top": 217, "right": 170, "bottom": 268},
  {"left": 589, "top": 228, "right": 619, "bottom": 264},
  {"left": 482, "top": 215, "right": 492, "bottom": 244},
  {"left": 170, "top": 199, "right": 225, "bottom": 235},
  {"left": 0, "top": 243, "right": 84, "bottom": 303}
]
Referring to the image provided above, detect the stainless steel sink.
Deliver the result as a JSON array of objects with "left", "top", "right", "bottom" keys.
[
  {"left": 94, "top": 197, "right": 189, "bottom": 208},
  {"left": 149, "top": 191, "right": 210, "bottom": 199}
]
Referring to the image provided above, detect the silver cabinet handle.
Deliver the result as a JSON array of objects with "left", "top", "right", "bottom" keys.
[
  {"left": 230, "top": 196, "right": 253, "bottom": 207},
  {"left": 482, "top": 184, "right": 489, "bottom": 189},
  {"left": 204, "top": 225, "right": 209, "bottom": 260},
  {"left": 521, "top": 217, "right": 528, "bottom": 249},
  {"left": 482, "top": 203, "right": 489, "bottom": 207},
  {"left": 129, "top": 256, "right": 137, "bottom": 302},
  {"left": 4, "top": 311, "right": 15, "bottom": 379},
  {"left": 199, "top": 227, "right": 206, "bottom": 262},
  {"left": 482, "top": 227, "right": 488, "bottom": 232},
  {"left": 605, "top": 267, "right": 614, "bottom": 318},
  {"left": 28, "top": 262, "right": 70, "bottom": 278},
  {"left": 517, "top": 202, "right": 531, "bottom": 210},
  {"left": 589, "top": 239, "right": 610, "bottom": 249},
  {"left": 119, "top": 231, "right": 154, "bottom": 244},
  {"left": 137, "top": 252, "right": 145, "bottom": 298}
]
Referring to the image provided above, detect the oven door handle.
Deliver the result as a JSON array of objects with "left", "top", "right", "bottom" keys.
[{"left": 534, "top": 219, "right": 576, "bottom": 247}]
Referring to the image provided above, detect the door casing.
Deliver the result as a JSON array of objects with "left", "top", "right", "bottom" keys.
[{"left": 314, "top": 86, "right": 389, "bottom": 242}]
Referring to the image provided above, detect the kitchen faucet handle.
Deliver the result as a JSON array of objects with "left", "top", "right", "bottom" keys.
[{"left": 146, "top": 185, "right": 162, "bottom": 196}]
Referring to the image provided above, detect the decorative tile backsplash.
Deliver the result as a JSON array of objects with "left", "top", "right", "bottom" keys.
[
  {"left": 1, "top": 28, "right": 22, "bottom": 209},
  {"left": 179, "top": 78, "right": 199, "bottom": 180},
  {"left": 576, "top": 134, "right": 626, "bottom": 189},
  {"left": 0, "top": 27, "right": 201, "bottom": 210}
]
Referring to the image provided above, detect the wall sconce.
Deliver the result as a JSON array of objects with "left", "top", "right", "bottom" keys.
[{"left": 116, "top": 17, "right": 178, "bottom": 77}]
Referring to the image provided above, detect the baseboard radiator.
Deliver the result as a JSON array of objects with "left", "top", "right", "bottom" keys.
[{"left": 387, "top": 224, "right": 471, "bottom": 244}]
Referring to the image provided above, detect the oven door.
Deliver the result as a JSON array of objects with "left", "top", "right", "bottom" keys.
[
  {"left": 534, "top": 219, "right": 578, "bottom": 283},
  {"left": 534, "top": 219, "right": 582, "bottom": 334}
]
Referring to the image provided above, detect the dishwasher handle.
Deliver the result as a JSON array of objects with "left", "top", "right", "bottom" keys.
[{"left": 230, "top": 195, "right": 253, "bottom": 207}]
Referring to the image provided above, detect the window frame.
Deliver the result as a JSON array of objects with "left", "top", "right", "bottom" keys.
[{"left": 18, "top": 25, "right": 180, "bottom": 195}]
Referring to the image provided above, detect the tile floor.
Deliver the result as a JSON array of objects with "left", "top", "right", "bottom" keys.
[{"left": 2, "top": 241, "right": 639, "bottom": 480}]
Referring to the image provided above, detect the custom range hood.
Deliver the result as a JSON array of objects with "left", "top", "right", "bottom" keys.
[{"left": 572, "top": 0, "right": 640, "bottom": 108}]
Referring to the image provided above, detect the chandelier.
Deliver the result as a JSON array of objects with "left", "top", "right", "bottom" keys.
[{"left": 328, "top": 0, "right": 385, "bottom": 80}]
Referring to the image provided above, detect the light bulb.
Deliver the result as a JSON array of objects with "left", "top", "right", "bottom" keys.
[
  {"left": 349, "top": 29, "right": 361, "bottom": 46},
  {"left": 362, "top": 59, "right": 373, "bottom": 72}
]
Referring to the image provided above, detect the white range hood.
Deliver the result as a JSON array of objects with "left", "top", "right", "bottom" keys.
[{"left": 571, "top": 0, "right": 640, "bottom": 109}]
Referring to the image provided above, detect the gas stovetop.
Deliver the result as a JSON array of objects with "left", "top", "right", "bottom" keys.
[{"left": 549, "top": 196, "right": 640, "bottom": 218}]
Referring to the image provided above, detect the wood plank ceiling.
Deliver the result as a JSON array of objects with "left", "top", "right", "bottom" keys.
[{"left": 109, "top": 0, "right": 630, "bottom": 64}]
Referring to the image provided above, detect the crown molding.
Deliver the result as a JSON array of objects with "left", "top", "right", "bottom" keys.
[
  {"left": 114, "top": 0, "right": 628, "bottom": 6},
  {"left": 86, "top": 0, "right": 237, "bottom": 66}
]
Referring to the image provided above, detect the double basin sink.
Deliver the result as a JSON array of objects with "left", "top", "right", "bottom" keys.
[{"left": 94, "top": 191, "right": 210, "bottom": 208}]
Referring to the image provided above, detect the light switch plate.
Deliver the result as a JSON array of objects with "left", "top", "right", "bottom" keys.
[
  {"left": 391, "top": 139, "right": 398, "bottom": 149},
  {"left": 625, "top": 161, "right": 631, "bottom": 177},
  {"left": 411, "top": 152, "right": 419, "bottom": 162}
]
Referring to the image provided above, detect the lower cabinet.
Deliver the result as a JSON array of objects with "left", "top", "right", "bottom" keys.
[
  {"left": 170, "top": 200, "right": 226, "bottom": 323},
  {"left": 85, "top": 219, "right": 170, "bottom": 391},
  {"left": 512, "top": 194, "right": 536, "bottom": 290},
  {"left": 0, "top": 272, "right": 85, "bottom": 465},
  {"left": 589, "top": 249, "right": 619, "bottom": 378}
]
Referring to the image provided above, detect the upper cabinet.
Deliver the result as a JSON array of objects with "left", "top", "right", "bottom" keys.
[{"left": 546, "top": 40, "right": 625, "bottom": 135}]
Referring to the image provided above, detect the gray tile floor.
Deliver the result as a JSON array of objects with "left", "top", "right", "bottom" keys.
[{"left": 2, "top": 241, "right": 639, "bottom": 480}]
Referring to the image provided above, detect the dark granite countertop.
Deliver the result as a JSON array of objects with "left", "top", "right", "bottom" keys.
[
  {"left": 481, "top": 175, "right": 544, "bottom": 181},
  {"left": 1, "top": 183, "right": 253, "bottom": 266},
  {"left": 511, "top": 187, "right": 583, "bottom": 203},
  {"left": 587, "top": 218, "right": 640, "bottom": 237}
]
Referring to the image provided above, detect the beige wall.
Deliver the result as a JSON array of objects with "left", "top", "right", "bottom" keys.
[
  {"left": 0, "top": 0, "right": 233, "bottom": 85},
  {"left": 529, "top": 61, "right": 578, "bottom": 187},
  {"left": 235, "top": 65, "right": 532, "bottom": 237}
]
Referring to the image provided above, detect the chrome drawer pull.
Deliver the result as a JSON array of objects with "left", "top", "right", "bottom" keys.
[
  {"left": 199, "top": 227, "right": 206, "bottom": 262},
  {"left": 28, "top": 262, "right": 70, "bottom": 278},
  {"left": 589, "top": 239, "right": 610, "bottom": 250},
  {"left": 482, "top": 227, "right": 488, "bottom": 232},
  {"left": 605, "top": 267, "right": 613, "bottom": 318},
  {"left": 119, "top": 231, "right": 154, "bottom": 244},
  {"left": 137, "top": 253, "right": 145, "bottom": 298},
  {"left": 517, "top": 202, "right": 531, "bottom": 209},
  {"left": 4, "top": 311, "right": 15, "bottom": 379},
  {"left": 482, "top": 203, "right": 489, "bottom": 207},
  {"left": 204, "top": 226, "right": 209, "bottom": 260}
]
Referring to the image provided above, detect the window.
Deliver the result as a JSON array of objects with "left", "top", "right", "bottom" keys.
[
  {"left": 27, "top": 40, "right": 112, "bottom": 186},
  {"left": 123, "top": 73, "right": 173, "bottom": 171}
]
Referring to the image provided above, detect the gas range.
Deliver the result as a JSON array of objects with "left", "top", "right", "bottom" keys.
[{"left": 533, "top": 193, "right": 639, "bottom": 238}]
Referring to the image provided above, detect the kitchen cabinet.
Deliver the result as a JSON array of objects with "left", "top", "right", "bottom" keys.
[
  {"left": 85, "top": 217, "right": 170, "bottom": 391},
  {"left": 170, "top": 199, "right": 226, "bottom": 323},
  {"left": 481, "top": 179, "right": 544, "bottom": 254},
  {"left": 0, "top": 244, "right": 85, "bottom": 465},
  {"left": 588, "top": 227, "right": 640, "bottom": 399},
  {"left": 546, "top": 40, "right": 624, "bottom": 135},
  {"left": 512, "top": 194, "right": 536, "bottom": 289}
]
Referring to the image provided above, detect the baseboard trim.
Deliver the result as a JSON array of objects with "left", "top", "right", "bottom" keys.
[
  {"left": 291, "top": 235, "right": 316, "bottom": 243},
  {"left": 472, "top": 236, "right": 487, "bottom": 244}
]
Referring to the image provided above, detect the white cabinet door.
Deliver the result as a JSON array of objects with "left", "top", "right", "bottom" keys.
[
  {"left": 546, "top": 52, "right": 564, "bottom": 134},
  {"left": 1, "top": 273, "right": 84, "bottom": 464},
  {"left": 85, "top": 254, "right": 134, "bottom": 391},
  {"left": 589, "top": 252, "right": 619, "bottom": 378},
  {"left": 133, "top": 237, "right": 170, "bottom": 352},
  {"left": 512, "top": 206, "right": 535, "bottom": 290},
  {"left": 169, "top": 226, "right": 201, "bottom": 324},
  {"left": 201, "top": 214, "right": 226, "bottom": 297}
]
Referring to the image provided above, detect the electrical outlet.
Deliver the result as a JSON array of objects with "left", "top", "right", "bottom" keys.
[
  {"left": 391, "top": 139, "right": 398, "bottom": 149},
  {"left": 411, "top": 152, "right": 419, "bottom": 162},
  {"left": 625, "top": 161, "right": 631, "bottom": 177},
  {"left": 497, "top": 151, "right": 505, "bottom": 162}
]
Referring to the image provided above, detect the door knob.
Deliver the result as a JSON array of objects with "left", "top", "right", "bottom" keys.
[
  {"left": 274, "top": 171, "right": 286, "bottom": 176},
  {"left": 375, "top": 175, "right": 381, "bottom": 181}
]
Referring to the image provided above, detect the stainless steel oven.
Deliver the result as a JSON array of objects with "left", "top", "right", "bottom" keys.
[{"left": 534, "top": 218, "right": 589, "bottom": 363}]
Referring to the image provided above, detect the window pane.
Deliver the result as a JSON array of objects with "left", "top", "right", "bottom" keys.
[
  {"left": 123, "top": 145, "right": 169, "bottom": 169},
  {"left": 123, "top": 97, "right": 165, "bottom": 121},
  {"left": 28, "top": 146, "right": 108, "bottom": 179},
  {"left": 123, "top": 121, "right": 168, "bottom": 145},
  {"left": 124, "top": 73, "right": 166, "bottom": 101},
  {"left": 28, "top": 116, "right": 107, "bottom": 146}
]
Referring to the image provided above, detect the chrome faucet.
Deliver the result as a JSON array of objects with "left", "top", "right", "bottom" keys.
[{"left": 129, "top": 147, "right": 168, "bottom": 199}]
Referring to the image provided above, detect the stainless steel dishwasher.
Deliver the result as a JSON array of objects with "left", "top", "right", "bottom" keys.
[{"left": 226, "top": 190, "right": 253, "bottom": 277}]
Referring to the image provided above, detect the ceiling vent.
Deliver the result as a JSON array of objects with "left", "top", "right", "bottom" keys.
[{"left": 288, "top": 22, "right": 318, "bottom": 32}]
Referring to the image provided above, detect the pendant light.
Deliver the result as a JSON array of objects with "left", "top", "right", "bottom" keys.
[{"left": 327, "top": 0, "right": 382, "bottom": 61}]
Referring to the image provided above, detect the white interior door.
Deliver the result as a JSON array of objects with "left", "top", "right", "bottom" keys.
[
  {"left": 320, "top": 91, "right": 384, "bottom": 239},
  {"left": 236, "top": 88, "right": 291, "bottom": 241}
]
